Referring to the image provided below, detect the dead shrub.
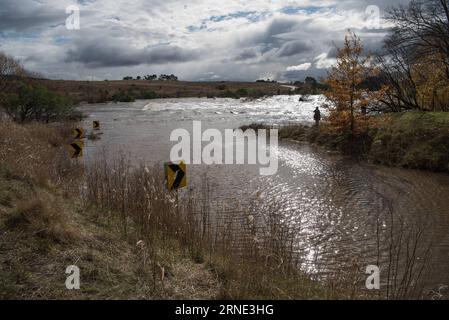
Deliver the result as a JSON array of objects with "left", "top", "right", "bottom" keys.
[
  {"left": 0, "top": 121, "right": 82, "bottom": 189},
  {"left": 5, "top": 195, "right": 76, "bottom": 243}
]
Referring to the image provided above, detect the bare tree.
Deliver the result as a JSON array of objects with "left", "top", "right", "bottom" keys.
[
  {"left": 377, "top": 42, "right": 422, "bottom": 111},
  {"left": 386, "top": 0, "right": 449, "bottom": 79},
  {"left": 0, "top": 52, "right": 27, "bottom": 114},
  {"left": 378, "top": 0, "right": 449, "bottom": 111},
  {"left": 0, "top": 52, "right": 25, "bottom": 87}
]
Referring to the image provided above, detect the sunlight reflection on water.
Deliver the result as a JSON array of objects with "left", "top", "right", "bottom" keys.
[{"left": 79, "top": 95, "right": 449, "bottom": 293}]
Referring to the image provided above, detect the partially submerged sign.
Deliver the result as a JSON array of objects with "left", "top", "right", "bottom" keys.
[
  {"left": 72, "top": 128, "right": 84, "bottom": 140},
  {"left": 93, "top": 121, "right": 100, "bottom": 130},
  {"left": 165, "top": 161, "right": 187, "bottom": 191},
  {"left": 68, "top": 140, "right": 84, "bottom": 159}
]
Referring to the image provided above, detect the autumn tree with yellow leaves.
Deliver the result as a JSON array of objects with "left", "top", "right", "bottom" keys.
[
  {"left": 324, "top": 32, "right": 386, "bottom": 134},
  {"left": 412, "top": 54, "right": 449, "bottom": 111}
]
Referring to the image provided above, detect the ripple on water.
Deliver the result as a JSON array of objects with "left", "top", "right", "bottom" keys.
[{"left": 79, "top": 96, "right": 449, "bottom": 291}]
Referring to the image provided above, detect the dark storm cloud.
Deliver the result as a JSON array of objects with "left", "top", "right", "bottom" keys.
[
  {"left": 326, "top": 33, "right": 387, "bottom": 58},
  {"left": 233, "top": 48, "right": 259, "bottom": 61},
  {"left": 363, "top": 36, "right": 388, "bottom": 55},
  {"left": 235, "top": 17, "right": 309, "bottom": 65},
  {"left": 282, "top": 67, "right": 327, "bottom": 82},
  {"left": 276, "top": 40, "right": 311, "bottom": 57},
  {"left": 247, "top": 18, "right": 299, "bottom": 50},
  {"left": 0, "top": 0, "right": 64, "bottom": 31},
  {"left": 65, "top": 41, "right": 199, "bottom": 68}
]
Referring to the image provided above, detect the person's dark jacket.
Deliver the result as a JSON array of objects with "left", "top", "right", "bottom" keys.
[{"left": 314, "top": 109, "right": 321, "bottom": 121}]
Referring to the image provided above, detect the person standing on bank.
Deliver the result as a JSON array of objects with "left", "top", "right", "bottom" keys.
[{"left": 313, "top": 107, "right": 321, "bottom": 127}]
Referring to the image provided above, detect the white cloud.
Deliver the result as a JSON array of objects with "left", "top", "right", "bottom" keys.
[
  {"left": 0, "top": 0, "right": 404, "bottom": 80},
  {"left": 314, "top": 52, "right": 336, "bottom": 69},
  {"left": 286, "top": 63, "right": 312, "bottom": 71}
]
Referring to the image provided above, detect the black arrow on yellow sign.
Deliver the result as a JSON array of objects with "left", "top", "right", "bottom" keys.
[
  {"left": 165, "top": 161, "right": 187, "bottom": 191},
  {"left": 72, "top": 128, "right": 84, "bottom": 139},
  {"left": 93, "top": 121, "right": 100, "bottom": 130},
  {"left": 68, "top": 141, "right": 84, "bottom": 159}
]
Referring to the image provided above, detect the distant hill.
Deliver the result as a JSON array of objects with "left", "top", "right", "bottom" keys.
[{"left": 5, "top": 79, "right": 293, "bottom": 104}]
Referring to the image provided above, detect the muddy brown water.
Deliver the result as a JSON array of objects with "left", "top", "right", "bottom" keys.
[{"left": 79, "top": 96, "right": 449, "bottom": 298}]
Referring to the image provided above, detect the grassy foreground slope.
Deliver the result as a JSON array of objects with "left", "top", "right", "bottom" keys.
[
  {"left": 0, "top": 175, "right": 219, "bottom": 299},
  {"left": 0, "top": 122, "right": 219, "bottom": 299},
  {"left": 0, "top": 121, "right": 335, "bottom": 300}
]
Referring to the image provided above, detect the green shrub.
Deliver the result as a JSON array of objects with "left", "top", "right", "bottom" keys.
[
  {"left": 112, "top": 90, "right": 135, "bottom": 102},
  {"left": 140, "top": 90, "right": 158, "bottom": 99},
  {"left": 235, "top": 88, "right": 248, "bottom": 97},
  {"left": 1, "top": 83, "right": 81, "bottom": 123}
]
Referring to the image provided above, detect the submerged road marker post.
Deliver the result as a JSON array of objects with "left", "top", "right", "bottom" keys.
[
  {"left": 164, "top": 161, "right": 187, "bottom": 217},
  {"left": 72, "top": 128, "right": 85, "bottom": 140},
  {"left": 69, "top": 127, "right": 85, "bottom": 159},
  {"left": 93, "top": 120, "right": 100, "bottom": 130},
  {"left": 164, "top": 161, "right": 187, "bottom": 191},
  {"left": 67, "top": 140, "right": 84, "bottom": 159}
]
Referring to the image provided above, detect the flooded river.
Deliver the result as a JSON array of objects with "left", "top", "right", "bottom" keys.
[{"left": 79, "top": 95, "right": 449, "bottom": 298}]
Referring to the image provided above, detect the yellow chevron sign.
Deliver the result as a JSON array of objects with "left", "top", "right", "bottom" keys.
[
  {"left": 67, "top": 140, "right": 84, "bottom": 159},
  {"left": 164, "top": 161, "right": 187, "bottom": 191},
  {"left": 72, "top": 128, "right": 85, "bottom": 139}
]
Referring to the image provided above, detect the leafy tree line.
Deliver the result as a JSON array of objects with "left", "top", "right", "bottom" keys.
[
  {"left": 123, "top": 74, "right": 178, "bottom": 81},
  {"left": 1, "top": 83, "right": 81, "bottom": 123},
  {"left": 0, "top": 52, "right": 81, "bottom": 123}
]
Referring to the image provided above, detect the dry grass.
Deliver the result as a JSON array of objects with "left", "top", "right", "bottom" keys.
[
  {"left": 84, "top": 155, "right": 337, "bottom": 299},
  {"left": 0, "top": 121, "right": 219, "bottom": 299},
  {"left": 0, "top": 120, "right": 433, "bottom": 299},
  {"left": 4, "top": 195, "right": 76, "bottom": 244},
  {"left": 0, "top": 121, "right": 81, "bottom": 191}
]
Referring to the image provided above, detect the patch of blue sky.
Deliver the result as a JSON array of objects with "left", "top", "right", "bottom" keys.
[
  {"left": 280, "top": 5, "right": 336, "bottom": 15},
  {"left": 0, "top": 31, "right": 40, "bottom": 41},
  {"left": 187, "top": 10, "right": 268, "bottom": 32},
  {"left": 209, "top": 11, "right": 261, "bottom": 22},
  {"left": 77, "top": 0, "right": 96, "bottom": 5},
  {"left": 187, "top": 23, "right": 208, "bottom": 32}
]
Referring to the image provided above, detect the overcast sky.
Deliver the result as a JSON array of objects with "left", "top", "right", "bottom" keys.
[{"left": 0, "top": 0, "right": 411, "bottom": 81}]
